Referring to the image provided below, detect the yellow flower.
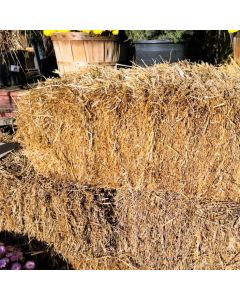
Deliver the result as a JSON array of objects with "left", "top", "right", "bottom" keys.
[
  {"left": 43, "top": 29, "right": 120, "bottom": 37},
  {"left": 43, "top": 30, "right": 70, "bottom": 36},
  {"left": 228, "top": 30, "right": 239, "bottom": 34},
  {"left": 43, "top": 30, "right": 55, "bottom": 36},
  {"left": 93, "top": 30, "right": 104, "bottom": 35},
  {"left": 112, "top": 30, "right": 119, "bottom": 35}
]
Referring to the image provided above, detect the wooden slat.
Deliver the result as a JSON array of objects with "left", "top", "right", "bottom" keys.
[
  {"left": 52, "top": 41, "right": 64, "bottom": 74},
  {"left": 71, "top": 40, "right": 87, "bottom": 68},
  {"left": 84, "top": 41, "right": 93, "bottom": 63},
  {"left": 59, "top": 40, "right": 74, "bottom": 73},
  {"left": 233, "top": 36, "right": 240, "bottom": 64},
  {"left": 93, "top": 41, "right": 104, "bottom": 63},
  {"left": 105, "top": 41, "right": 113, "bottom": 62}
]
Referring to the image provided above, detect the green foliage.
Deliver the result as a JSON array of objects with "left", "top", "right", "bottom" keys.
[
  {"left": 189, "top": 30, "right": 232, "bottom": 64},
  {"left": 125, "top": 30, "right": 193, "bottom": 42}
]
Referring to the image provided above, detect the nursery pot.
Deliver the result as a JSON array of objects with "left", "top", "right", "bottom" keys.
[
  {"left": 132, "top": 40, "right": 189, "bottom": 67},
  {"left": 51, "top": 32, "right": 121, "bottom": 74},
  {"left": 0, "top": 51, "right": 27, "bottom": 87}
]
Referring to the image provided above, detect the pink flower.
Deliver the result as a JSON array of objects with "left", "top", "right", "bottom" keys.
[
  {"left": 24, "top": 261, "right": 36, "bottom": 270},
  {"left": 10, "top": 251, "right": 24, "bottom": 262}
]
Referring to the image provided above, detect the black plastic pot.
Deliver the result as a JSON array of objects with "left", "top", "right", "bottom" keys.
[
  {"left": 133, "top": 40, "right": 189, "bottom": 67},
  {"left": 0, "top": 51, "right": 27, "bottom": 87},
  {"left": 31, "top": 39, "right": 58, "bottom": 77},
  {"left": 118, "top": 41, "right": 134, "bottom": 66}
]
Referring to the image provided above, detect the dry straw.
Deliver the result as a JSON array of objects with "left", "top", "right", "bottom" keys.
[
  {"left": 4, "top": 61, "right": 240, "bottom": 269},
  {"left": 1, "top": 149, "right": 240, "bottom": 269},
  {"left": 115, "top": 189, "right": 240, "bottom": 269},
  {"left": 0, "top": 30, "right": 28, "bottom": 60},
  {"left": 16, "top": 61, "right": 240, "bottom": 200},
  {"left": 0, "top": 148, "right": 124, "bottom": 270}
]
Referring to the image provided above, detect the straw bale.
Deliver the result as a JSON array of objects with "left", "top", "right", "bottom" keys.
[
  {"left": 0, "top": 150, "right": 124, "bottom": 270},
  {"left": 115, "top": 189, "right": 240, "bottom": 270},
  {"left": 16, "top": 62, "right": 240, "bottom": 200},
  {"left": 1, "top": 150, "right": 240, "bottom": 269},
  {"left": 0, "top": 132, "right": 14, "bottom": 143}
]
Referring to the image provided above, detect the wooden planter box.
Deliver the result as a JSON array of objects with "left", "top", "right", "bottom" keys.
[
  {"left": 51, "top": 32, "right": 121, "bottom": 74},
  {"left": 233, "top": 32, "right": 240, "bottom": 64}
]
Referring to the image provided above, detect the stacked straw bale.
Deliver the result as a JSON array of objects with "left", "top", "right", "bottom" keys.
[
  {"left": 3, "top": 62, "right": 240, "bottom": 269},
  {"left": 1, "top": 147, "right": 240, "bottom": 269},
  {"left": 115, "top": 189, "right": 240, "bottom": 269},
  {"left": 0, "top": 148, "right": 124, "bottom": 270},
  {"left": 16, "top": 62, "right": 240, "bottom": 200}
]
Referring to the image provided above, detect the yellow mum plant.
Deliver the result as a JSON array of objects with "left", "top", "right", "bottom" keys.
[
  {"left": 228, "top": 30, "right": 239, "bottom": 34},
  {"left": 43, "top": 30, "right": 119, "bottom": 37},
  {"left": 43, "top": 30, "right": 70, "bottom": 36}
]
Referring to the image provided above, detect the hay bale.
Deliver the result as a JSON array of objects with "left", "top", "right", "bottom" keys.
[
  {"left": 16, "top": 62, "right": 240, "bottom": 200},
  {"left": 115, "top": 189, "right": 240, "bottom": 270},
  {"left": 2, "top": 150, "right": 240, "bottom": 269},
  {"left": 0, "top": 150, "right": 125, "bottom": 270},
  {"left": 0, "top": 132, "right": 14, "bottom": 143}
]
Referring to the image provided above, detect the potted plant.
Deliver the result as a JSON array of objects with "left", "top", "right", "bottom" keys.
[
  {"left": 43, "top": 30, "right": 123, "bottom": 74},
  {"left": 125, "top": 30, "right": 193, "bottom": 66}
]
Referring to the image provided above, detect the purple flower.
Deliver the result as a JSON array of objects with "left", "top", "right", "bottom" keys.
[
  {"left": 0, "top": 258, "right": 9, "bottom": 269},
  {"left": 6, "top": 252, "right": 14, "bottom": 258},
  {"left": 11, "top": 262, "right": 22, "bottom": 270},
  {"left": 24, "top": 261, "right": 36, "bottom": 270},
  {"left": 10, "top": 251, "right": 24, "bottom": 262},
  {"left": 0, "top": 245, "right": 6, "bottom": 257}
]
